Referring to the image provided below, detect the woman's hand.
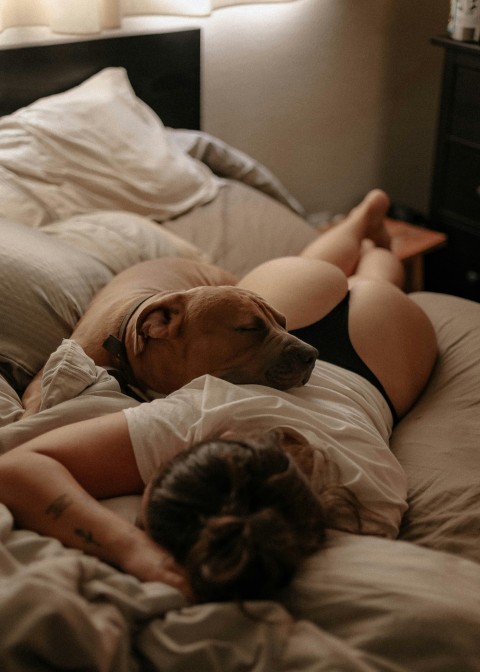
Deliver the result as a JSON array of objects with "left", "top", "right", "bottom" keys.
[{"left": 118, "top": 528, "right": 193, "bottom": 600}]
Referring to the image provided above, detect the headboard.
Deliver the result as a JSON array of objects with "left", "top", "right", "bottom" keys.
[{"left": 0, "top": 30, "right": 201, "bottom": 129}]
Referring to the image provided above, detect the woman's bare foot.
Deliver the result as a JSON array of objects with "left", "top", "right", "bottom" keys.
[
  {"left": 299, "top": 189, "right": 392, "bottom": 277},
  {"left": 349, "top": 189, "right": 391, "bottom": 249}
]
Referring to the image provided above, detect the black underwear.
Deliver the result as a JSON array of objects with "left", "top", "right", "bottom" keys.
[{"left": 290, "top": 291, "right": 398, "bottom": 423}]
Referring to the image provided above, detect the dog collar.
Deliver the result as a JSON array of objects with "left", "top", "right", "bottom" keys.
[{"left": 102, "top": 294, "right": 156, "bottom": 388}]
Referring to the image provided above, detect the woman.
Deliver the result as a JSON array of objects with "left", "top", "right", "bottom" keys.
[{"left": 0, "top": 189, "right": 437, "bottom": 600}]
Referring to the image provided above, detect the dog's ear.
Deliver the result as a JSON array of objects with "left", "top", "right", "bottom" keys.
[{"left": 133, "top": 293, "right": 186, "bottom": 355}]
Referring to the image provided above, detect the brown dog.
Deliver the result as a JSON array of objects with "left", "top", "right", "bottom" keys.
[{"left": 23, "top": 258, "right": 318, "bottom": 409}]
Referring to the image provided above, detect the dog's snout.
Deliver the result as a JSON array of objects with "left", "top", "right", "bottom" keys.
[
  {"left": 265, "top": 338, "right": 318, "bottom": 390},
  {"left": 290, "top": 342, "right": 318, "bottom": 382},
  {"left": 293, "top": 342, "right": 318, "bottom": 365}
]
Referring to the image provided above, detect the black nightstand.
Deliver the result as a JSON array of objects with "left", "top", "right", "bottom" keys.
[{"left": 426, "top": 36, "right": 480, "bottom": 301}]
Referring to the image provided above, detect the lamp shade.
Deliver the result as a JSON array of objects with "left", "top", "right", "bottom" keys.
[
  {"left": 1, "top": 0, "right": 296, "bottom": 34},
  {"left": 123, "top": 1, "right": 295, "bottom": 18}
]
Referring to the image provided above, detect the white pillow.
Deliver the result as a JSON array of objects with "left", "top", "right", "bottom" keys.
[{"left": 0, "top": 68, "right": 220, "bottom": 227}]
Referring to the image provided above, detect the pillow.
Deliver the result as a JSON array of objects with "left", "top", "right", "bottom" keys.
[
  {"left": 391, "top": 292, "right": 480, "bottom": 564},
  {"left": 162, "top": 179, "right": 319, "bottom": 277},
  {"left": 0, "top": 218, "right": 113, "bottom": 392},
  {"left": 167, "top": 128, "right": 307, "bottom": 218},
  {"left": 42, "top": 210, "right": 210, "bottom": 275},
  {"left": 0, "top": 212, "right": 209, "bottom": 393},
  {"left": 286, "top": 531, "right": 480, "bottom": 670},
  {"left": 0, "top": 68, "right": 220, "bottom": 227}
]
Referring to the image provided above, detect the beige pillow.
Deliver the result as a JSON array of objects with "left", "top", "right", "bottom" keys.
[
  {"left": 0, "top": 218, "right": 113, "bottom": 391},
  {"left": 393, "top": 292, "right": 480, "bottom": 564},
  {"left": 162, "top": 180, "right": 319, "bottom": 277},
  {"left": 42, "top": 210, "right": 209, "bottom": 275},
  {"left": 0, "top": 212, "right": 208, "bottom": 392},
  {"left": 168, "top": 128, "right": 307, "bottom": 218},
  {"left": 0, "top": 68, "right": 220, "bottom": 227}
]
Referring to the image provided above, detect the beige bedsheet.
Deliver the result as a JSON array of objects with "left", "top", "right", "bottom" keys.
[
  {"left": 1, "top": 506, "right": 479, "bottom": 671},
  {"left": 0, "top": 292, "right": 479, "bottom": 670},
  {"left": 161, "top": 179, "right": 318, "bottom": 278},
  {"left": 1, "top": 77, "right": 478, "bottom": 668},
  {"left": 394, "top": 292, "right": 480, "bottom": 565}
]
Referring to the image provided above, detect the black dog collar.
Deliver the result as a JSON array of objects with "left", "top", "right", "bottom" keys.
[{"left": 102, "top": 294, "right": 155, "bottom": 389}]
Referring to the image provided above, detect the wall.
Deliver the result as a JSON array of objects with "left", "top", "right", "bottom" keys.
[{"left": 0, "top": 0, "right": 450, "bottom": 218}]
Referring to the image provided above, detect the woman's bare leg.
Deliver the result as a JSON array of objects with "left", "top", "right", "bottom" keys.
[
  {"left": 349, "top": 244, "right": 405, "bottom": 289},
  {"left": 238, "top": 189, "right": 405, "bottom": 329},
  {"left": 238, "top": 189, "right": 436, "bottom": 415},
  {"left": 300, "top": 189, "right": 392, "bottom": 277}
]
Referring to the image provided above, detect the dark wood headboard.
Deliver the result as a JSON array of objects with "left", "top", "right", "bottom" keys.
[{"left": 0, "top": 30, "right": 201, "bottom": 129}]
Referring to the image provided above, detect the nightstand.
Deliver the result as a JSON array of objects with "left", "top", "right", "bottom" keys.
[
  {"left": 427, "top": 36, "right": 480, "bottom": 301},
  {"left": 386, "top": 219, "right": 447, "bottom": 292}
]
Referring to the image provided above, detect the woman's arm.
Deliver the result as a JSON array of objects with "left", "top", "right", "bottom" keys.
[{"left": 0, "top": 412, "right": 191, "bottom": 597}]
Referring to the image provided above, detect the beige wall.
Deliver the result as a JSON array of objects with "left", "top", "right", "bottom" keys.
[
  {"left": 0, "top": 0, "right": 450, "bottom": 217},
  {"left": 197, "top": 0, "right": 450, "bottom": 217}
]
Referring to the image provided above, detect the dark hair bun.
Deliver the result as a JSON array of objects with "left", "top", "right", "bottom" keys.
[
  {"left": 145, "top": 433, "right": 327, "bottom": 603},
  {"left": 187, "top": 507, "right": 300, "bottom": 602}
]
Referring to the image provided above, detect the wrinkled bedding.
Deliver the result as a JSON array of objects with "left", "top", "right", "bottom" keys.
[
  {"left": 0, "top": 291, "right": 479, "bottom": 671},
  {"left": 0, "top": 66, "right": 479, "bottom": 671},
  {"left": 2, "top": 507, "right": 480, "bottom": 672},
  {"left": 393, "top": 292, "right": 480, "bottom": 565}
]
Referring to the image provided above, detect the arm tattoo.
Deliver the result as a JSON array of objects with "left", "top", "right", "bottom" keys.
[
  {"left": 45, "top": 494, "right": 72, "bottom": 520},
  {"left": 45, "top": 496, "right": 102, "bottom": 548}
]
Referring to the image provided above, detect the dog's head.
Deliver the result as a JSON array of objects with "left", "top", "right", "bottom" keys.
[{"left": 125, "top": 286, "right": 318, "bottom": 395}]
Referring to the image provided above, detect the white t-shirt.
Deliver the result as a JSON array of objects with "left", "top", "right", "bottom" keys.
[{"left": 124, "top": 361, "right": 407, "bottom": 538}]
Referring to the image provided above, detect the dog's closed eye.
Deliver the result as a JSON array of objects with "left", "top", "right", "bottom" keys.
[{"left": 235, "top": 318, "right": 266, "bottom": 333}]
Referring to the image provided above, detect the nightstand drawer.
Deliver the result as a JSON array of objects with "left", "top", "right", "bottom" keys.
[
  {"left": 425, "top": 227, "right": 480, "bottom": 301},
  {"left": 442, "top": 141, "right": 480, "bottom": 224},
  {"left": 451, "top": 66, "right": 480, "bottom": 143},
  {"left": 430, "top": 37, "right": 480, "bottom": 301},
  {"left": 445, "top": 228, "right": 480, "bottom": 300}
]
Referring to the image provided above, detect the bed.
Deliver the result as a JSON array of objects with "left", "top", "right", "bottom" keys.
[{"left": 0, "top": 30, "right": 479, "bottom": 671}]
